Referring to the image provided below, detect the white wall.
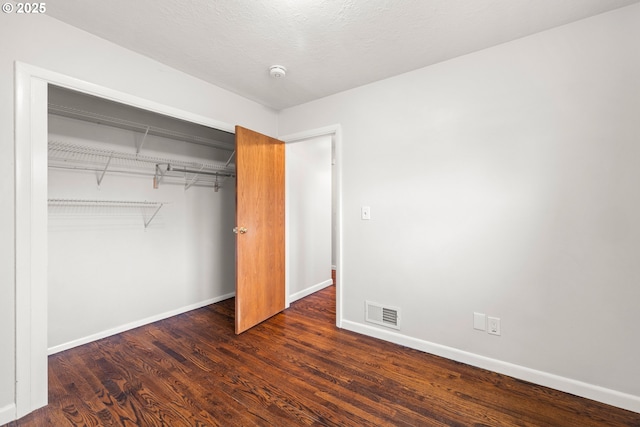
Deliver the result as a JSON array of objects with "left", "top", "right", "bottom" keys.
[
  {"left": 47, "top": 115, "right": 236, "bottom": 352},
  {"left": 286, "top": 135, "right": 333, "bottom": 302},
  {"left": 279, "top": 3, "right": 640, "bottom": 411},
  {"left": 0, "top": 13, "right": 276, "bottom": 423}
]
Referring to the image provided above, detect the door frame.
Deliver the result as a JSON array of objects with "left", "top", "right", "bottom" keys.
[
  {"left": 280, "top": 126, "right": 343, "bottom": 328},
  {"left": 13, "top": 62, "right": 237, "bottom": 419}
]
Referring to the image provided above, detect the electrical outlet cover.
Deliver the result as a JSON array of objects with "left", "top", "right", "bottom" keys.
[{"left": 488, "top": 317, "right": 501, "bottom": 336}]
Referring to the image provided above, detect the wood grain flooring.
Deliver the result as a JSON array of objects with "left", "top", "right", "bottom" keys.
[{"left": 6, "top": 286, "right": 640, "bottom": 426}]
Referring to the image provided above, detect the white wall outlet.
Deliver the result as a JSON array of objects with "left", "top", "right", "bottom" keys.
[
  {"left": 361, "top": 206, "right": 371, "bottom": 220},
  {"left": 473, "top": 312, "right": 486, "bottom": 331},
  {"left": 488, "top": 317, "right": 501, "bottom": 336}
]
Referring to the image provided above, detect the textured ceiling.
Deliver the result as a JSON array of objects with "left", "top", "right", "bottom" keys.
[{"left": 47, "top": 0, "right": 640, "bottom": 110}]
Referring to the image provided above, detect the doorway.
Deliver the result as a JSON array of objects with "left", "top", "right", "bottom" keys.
[
  {"left": 285, "top": 134, "right": 334, "bottom": 303},
  {"left": 281, "top": 127, "right": 342, "bottom": 324}
]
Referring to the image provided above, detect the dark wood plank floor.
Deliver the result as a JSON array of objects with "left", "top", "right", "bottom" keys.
[{"left": 6, "top": 285, "right": 640, "bottom": 426}]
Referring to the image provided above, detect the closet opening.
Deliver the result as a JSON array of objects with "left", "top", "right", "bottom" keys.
[{"left": 47, "top": 85, "right": 238, "bottom": 354}]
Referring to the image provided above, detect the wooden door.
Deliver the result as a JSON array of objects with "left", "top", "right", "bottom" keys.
[{"left": 235, "top": 126, "right": 286, "bottom": 334}]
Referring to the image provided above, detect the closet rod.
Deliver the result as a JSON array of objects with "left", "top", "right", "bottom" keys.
[
  {"left": 49, "top": 165, "right": 223, "bottom": 185},
  {"left": 49, "top": 103, "right": 235, "bottom": 152},
  {"left": 167, "top": 164, "right": 236, "bottom": 178}
]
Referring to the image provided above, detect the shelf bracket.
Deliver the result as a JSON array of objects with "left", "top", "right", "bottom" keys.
[
  {"left": 144, "top": 203, "right": 164, "bottom": 229},
  {"left": 136, "top": 126, "right": 150, "bottom": 154},
  {"left": 184, "top": 165, "right": 205, "bottom": 190},
  {"left": 225, "top": 150, "right": 236, "bottom": 168},
  {"left": 154, "top": 164, "right": 167, "bottom": 189},
  {"left": 214, "top": 174, "right": 220, "bottom": 192},
  {"left": 97, "top": 152, "right": 114, "bottom": 187}
]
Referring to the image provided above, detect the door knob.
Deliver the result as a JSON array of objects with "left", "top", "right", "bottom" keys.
[{"left": 233, "top": 227, "right": 248, "bottom": 234}]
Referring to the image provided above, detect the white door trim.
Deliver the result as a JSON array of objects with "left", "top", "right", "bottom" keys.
[
  {"left": 279, "top": 125, "right": 343, "bottom": 328},
  {"left": 13, "top": 61, "right": 236, "bottom": 420}
]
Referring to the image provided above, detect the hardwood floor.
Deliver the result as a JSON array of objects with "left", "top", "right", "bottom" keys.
[{"left": 6, "top": 285, "right": 640, "bottom": 426}]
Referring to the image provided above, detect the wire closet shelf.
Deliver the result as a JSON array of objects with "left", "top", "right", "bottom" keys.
[
  {"left": 47, "top": 199, "right": 167, "bottom": 229},
  {"left": 48, "top": 141, "right": 236, "bottom": 189},
  {"left": 49, "top": 103, "right": 235, "bottom": 152}
]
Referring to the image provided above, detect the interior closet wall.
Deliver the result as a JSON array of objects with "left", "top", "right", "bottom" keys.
[{"left": 48, "top": 111, "right": 236, "bottom": 353}]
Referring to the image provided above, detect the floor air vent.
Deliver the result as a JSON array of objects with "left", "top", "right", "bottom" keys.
[{"left": 365, "top": 301, "right": 400, "bottom": 330}]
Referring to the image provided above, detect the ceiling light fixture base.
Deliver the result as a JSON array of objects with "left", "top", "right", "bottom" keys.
[{"left": 269, "top": 65, "right": 287, "bottom": 78}]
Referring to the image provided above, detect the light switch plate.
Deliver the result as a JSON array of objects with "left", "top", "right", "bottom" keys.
[
  {"left": 361, "top": 206, "right": 371, "bottom": 220},
  {"left": 473, "top": 312, "right": 486, "bottom": 331}
]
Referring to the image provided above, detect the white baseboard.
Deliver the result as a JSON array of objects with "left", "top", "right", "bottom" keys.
[
  {"left": 0, "top": 403, "right": 16, "bottom": 425},
  {"left": 341, "top": 320, "right": 640, "bottom": 414},
  {"left": 289, "top": 279, "right": 334, "bottom": 304},
  {"left": 48, "top": 292, "right": 235, "bottom": 355}
]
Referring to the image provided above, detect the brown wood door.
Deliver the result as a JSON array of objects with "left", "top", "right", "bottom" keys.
[{"left": 235, "top": 126, "right": 286, "bottom": 334}]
